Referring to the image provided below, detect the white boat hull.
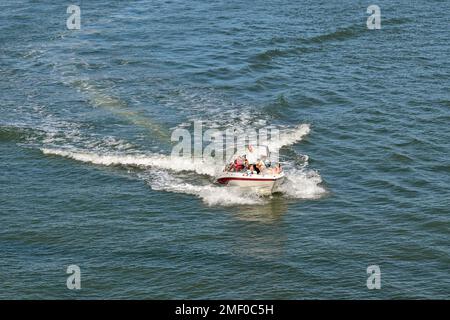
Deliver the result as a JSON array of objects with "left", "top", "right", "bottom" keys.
[{"left": 216, "top": 172, "right": 285, "bottom": 194}]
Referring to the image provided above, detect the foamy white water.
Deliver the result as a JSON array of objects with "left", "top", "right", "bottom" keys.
[
  {"left": 142, "top": 169, "right": 265, "bottom": 206},
  {"left": 41, "top": 148, "right": 219, "bottom": 176},
  {"left": 280, "top": 168, "right": 327, "bottom": 199},
  {"left": 40, "top": 122, "right": 325, "bottom": 205},
  {"left": 267, "top": 124, "right": 311, "bottom": 151}
]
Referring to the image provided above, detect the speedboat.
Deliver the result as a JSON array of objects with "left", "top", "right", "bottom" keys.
[{"left": 215, "top": 145, "right": 285, "bottom": 194}]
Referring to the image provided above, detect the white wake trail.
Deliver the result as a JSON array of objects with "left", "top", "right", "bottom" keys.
[
  {"left": 142, "top": 170, "right": 265, "bottom": 206},
  {"left": 40, "top": 123, "right": 326, "bottom": 205},
  {"left": 267, "top": 124, "right": 311, "bottom": 151},
  {"left": 279, "top": 168, "right": 327, "bottom": 199},
  {"left": 41, "top": 148, "right": 219, "bottom": 176}
]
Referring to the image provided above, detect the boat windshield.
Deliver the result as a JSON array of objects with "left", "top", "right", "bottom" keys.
[{"left": 226, "top": 145, "right": 270, "bottom": 163}]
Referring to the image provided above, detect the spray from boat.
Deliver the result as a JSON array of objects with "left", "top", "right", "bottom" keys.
[{"left": 40, "top": 123, "right": 326, "bottom": 205}]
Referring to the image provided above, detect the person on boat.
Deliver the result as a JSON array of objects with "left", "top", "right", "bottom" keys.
[
  {"left": 266, "top": 163, "right": 281, "bottom": 175},
  {"left": 234, "top": 156, "right": 245, "bottom": 172},
  {"left": 255, "top": 159, "right": 266, "bottom": 174},
  {"left": 274, "top": 163, "right": 282, "bottom": 174},
  {"left": 246, "top": 145, "right": 258, "bottom": 166},
  {"left": 244, "top": 157, "right": 249, "bottom": 169}
]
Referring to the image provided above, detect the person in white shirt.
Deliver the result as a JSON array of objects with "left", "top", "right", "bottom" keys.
[{"left": 246, "top": 144, "right": 258, "bottom": 165}]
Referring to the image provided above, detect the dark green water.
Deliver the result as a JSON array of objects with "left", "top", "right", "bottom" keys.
[{"left": 0, "top": 0, "right": 449, "bottom": 299}]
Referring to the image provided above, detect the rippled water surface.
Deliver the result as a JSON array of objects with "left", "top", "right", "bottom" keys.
[{"left": 1, "top": 0, "right": 449, "bottom": 299}]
